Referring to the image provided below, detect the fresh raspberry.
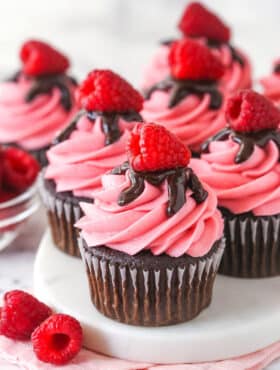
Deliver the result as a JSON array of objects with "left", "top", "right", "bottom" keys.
[
  {"left": 3, "top": 147, "right": 39, "bottom": 193},
  {"left": 31, "top": 314, "right": 83, "bottom": 365},
  {"left": 178, "top": 2, "right": 231, "bottom": 43},
  {"left": 77, "top": 69, "right": 144, "bottom": 113},
  {"left": 0, "top": 146, "right": 4, "bottom": 191},
  {"left": 226, "top": 90, "right": 280, "bottom": 133},
  {"left": 0, "top": 190, "right": 16, "bottom": 203},
  {"left": 169, "top": 39, "right": 224, "bottom": 81},
  {"left": 0, "top": 290, "right": 52, "bottom": 340},
  {"left": 20, "top": 40, "right": 70, "bottom": 77},
  {"left": 127, "top": 122, "right": 191, "bottom": 172}
]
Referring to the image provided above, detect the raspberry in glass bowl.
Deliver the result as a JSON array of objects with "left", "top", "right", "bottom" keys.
[{"left": 0, "top": 146, "right": 40, "bottom": 250}]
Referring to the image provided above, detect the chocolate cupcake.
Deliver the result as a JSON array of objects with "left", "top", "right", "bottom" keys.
[
  {"left": 141, "top": 38, "right": 227, "bottom": 156},
  {"left": 40, "top": 70, "right": 143, "bottom": 257},
  {"left": 76, "top": 122, "right": 224, "bottom": 326},
  {"left": 142, "top": 2, "right": 252, "bottom": 95},
  {"left": 191, "top": 89, "right": 280, "bottom": 278},
  {"left": 0, "top": 40, "right": 78, "bottom": 167}
]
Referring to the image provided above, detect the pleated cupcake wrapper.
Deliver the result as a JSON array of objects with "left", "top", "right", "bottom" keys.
[
  {"left": 79, "top": 239, "right": 225, "bottom": 326},
  {"left": 39, "top": 174, "right": 82, "bottom": 257},
  {"left": 219, "top": 211, "right": 280, "bottom": 278}
]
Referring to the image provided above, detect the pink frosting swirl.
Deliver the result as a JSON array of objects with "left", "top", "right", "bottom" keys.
[
  {"left": 190, "top": 139, "right": 280, "bottom": 216},
  {"left": 45, "top": 115, "right": 135, "bottom": 198},
  {"left": 141, "top": 43, "right": 252, "bottom": 93},
  {"left": 0, "top": 75, "right": 77, "bottom": 150},
  {"left": 260, "top": 73, "right": 280, "bottom": 107},
  {"left": 141, "top": 90, "right": 226, "bottom": 152},
  {"left": 76, "top": 171, "right": 223, "bottom": 257}
]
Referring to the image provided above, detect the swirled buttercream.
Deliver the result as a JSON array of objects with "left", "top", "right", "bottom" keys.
[
  {"left": 191, "top": 139, "right": 280, "bottom": 215},
  {"left": 0, "top": 75, "right": 77, "bottom": 150},
  {"left": 45, "top": 115, "right": 135, "bottom": 198},
  {"left": 142, "top": 90, "right": 226, "bottom": 152},
  {"left": 141, "top": 43, "right": 252, "bottom": 93},
  {"left": 76, "top": 170, "right": 223, "bottom": 257}
]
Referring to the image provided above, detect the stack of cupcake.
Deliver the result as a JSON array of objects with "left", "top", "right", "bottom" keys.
[
  {"left": 41, "top": 70, "right": 144, "bottom": 256},
  {"left": 8, "top": 0, "right": 280, "bottom": 331},
  {"left": 141, "top": 1, "right": 253, "bottom": 155},
  {"left": 142, "top": 1, "right": 252, "bottom": 94}
]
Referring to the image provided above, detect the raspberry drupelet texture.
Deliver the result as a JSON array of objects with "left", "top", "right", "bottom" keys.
[
  {"left": 127, "top": 122, "right": 191, "bottom": 172},
  {"left": 20, "top": 40, "right": 70, "bottom": 77},
  {"left": 168, "top": 39, "right": 224, "bottom": 81},
  {"left": 31, "top": 314, "right": 83, "bottom": 365},
  {"left": 77, "top": 69, "right": 144, "bottom": 113},
  {"left": 226, "top": 90, "right": 280, "bottom": 133},
  {"left": 178, "top": 2, "right": 231, "bottom": 43},
  {"left": 3, "top": 147, "right": 40, "bottom": 193},
  {"left": 0, "top": 290, "right": 52, "bottom": 340}
]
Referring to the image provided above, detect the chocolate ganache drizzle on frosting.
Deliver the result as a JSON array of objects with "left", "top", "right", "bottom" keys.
[
  {"left": 202, "top": 128, "right": 280, "bottom": 164},
  {"left": 112, "top": 161, "right": 208, "bottom": 217},
  {"left": 274, "top": 64, "right": 280, "bottom": 74},
  {"left": 161, "top": 39, "right": 245, "bottom": 67},
  {"left": 206, "top": 39, "right": 245, "bottom": 66},
  {"left": 144, "top": 76, "right": 222, "bottom": 110},
  {"left": 8, "top": 72, "right": 77, "bottom": 112},
  {"left": 54, "top": 110, "right": 143, "bottom": 146}
]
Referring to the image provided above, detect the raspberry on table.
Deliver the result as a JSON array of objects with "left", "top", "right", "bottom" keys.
[
  {"left": 31, "top": 314, "right": 83, "bottom": 365},
  {"left": 3, "top": 147, "right": 40, "bottom": 193},
  {"left": 20, "top": 39, "right": 69, "bottom": 77},
  {"left": 178, "top": 2, "right": 231, "bottom": 43},
  {"left": 127, "top": 122, "right": 191, "bottom": 172},
  {"left": 0, "top": 290, "right": 52, "bottom": 340},
  {"left": 226, "top": 90, "right": 280, "bottom": 133},
  {"left": 168, "top": 39, "right": 224, "bottom": 81},
  {"left": 77, "top": 69, "right": 144, "bottom": 113}
]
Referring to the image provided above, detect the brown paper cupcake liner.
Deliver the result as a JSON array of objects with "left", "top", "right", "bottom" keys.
[
  {"left": 219, "top": 208, "right": 280, "bottom": 278},
  {"left": 39, "top": 173, "right": 92, "bottom": 257},
  {"left": 79, "top": 238, "right": 225, "bottom": 326}
]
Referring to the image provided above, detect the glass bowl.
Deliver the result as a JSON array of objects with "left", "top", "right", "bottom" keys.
[{"left": 0, "top": 183, "right": 40, "bottom": 251}]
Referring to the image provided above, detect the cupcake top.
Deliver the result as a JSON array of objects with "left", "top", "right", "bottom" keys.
[
  {"left": 142, "top": 2, "right": 252, "bottom": 94},
  {"left": 45, "top": 69, "right": 144, "bottom": 198},
  {"left": 191, "top": 90, "right": 280, "bottom": 216},
  {"left": 0, "top": 40, "right": 78, "bottom": 150},
  {"left": 142, "top": 38, "right": 226, "bottom": 152},
  {"left": 76, "top": 122, "right": 223, "bottom": 257},
  {"left": 260, "top": 60, "right": 280, "bottom": 107}
]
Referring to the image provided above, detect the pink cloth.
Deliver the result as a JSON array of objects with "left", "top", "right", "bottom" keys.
[{"left": 0, "top": 335, "right": 279, "bottom": 370}]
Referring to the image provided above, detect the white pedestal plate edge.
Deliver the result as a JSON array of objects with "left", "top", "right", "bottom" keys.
[{"left": 33, "top": 230, "right": 280, "bottom": 364}]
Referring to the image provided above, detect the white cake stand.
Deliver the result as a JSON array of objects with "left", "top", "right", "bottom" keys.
[{"left": 34, "top": 230, "right": 280, "bottom": 364}]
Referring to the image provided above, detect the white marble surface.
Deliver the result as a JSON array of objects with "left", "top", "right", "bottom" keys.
[
  {"left": 34, "top": 231, "right": 280, "bottom": 364},
  {"left": 1, "top": 0, "right": 280, "bottom": 368}
]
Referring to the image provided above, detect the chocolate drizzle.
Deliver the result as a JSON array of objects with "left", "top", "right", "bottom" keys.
[
  {"left": 202, "top": 127, "right": 280, "bottom": 163},
  {"left": 206, "top": 40, "right": 245, "bottom": 66},
  {"left": 160, "top": 39, "right": 245, "bottom": 66},
  {"left": 111, "top": 162, "right": 208, "bottom": 217},
  {"left": 144, "top": 76, "right": 222, "bottom": 109},
  {"left": 53, "top": 110, "right": 143, "bottom": 146},
  {"left": 274, "top": 64, "right": 280, "bottom": 74},
  {"left": 7, "top": 71, "right": 77, "bottom": 111},
  {"left": 53, "top": 110, "right": 85, "bottom": 145},
  {"left": 7, "top": 70, "right": 21, "bottom": 82},
  {"left": 87, "top": 111, "right": 143, "bottom": 145},
  {"left": 25, "top": 74, "right": 77, "bottom": 111}
]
